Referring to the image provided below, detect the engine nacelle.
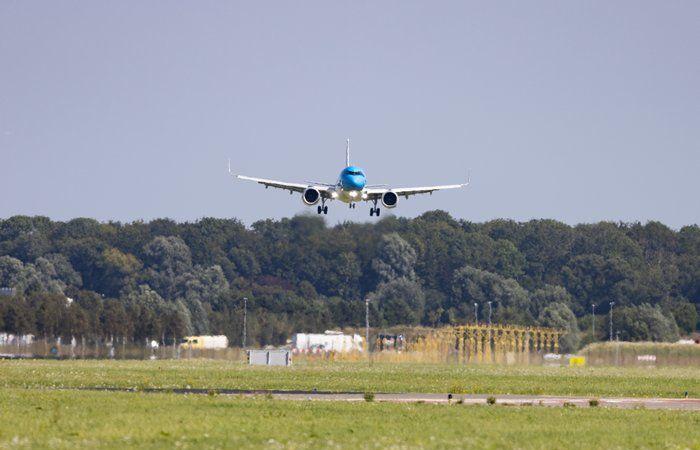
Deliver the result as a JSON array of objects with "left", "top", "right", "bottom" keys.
[
  {"left": 302, "top": 188, "right": 321, "bottom": 205},
  {"left": 381, "top": 191, "right": 398, "bottom": 208}
]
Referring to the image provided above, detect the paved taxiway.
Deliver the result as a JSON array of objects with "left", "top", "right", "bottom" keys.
[
  {"left": 270, "top": 392, "right": 700, "bottom": 410},
  {"left": 76, "top": 387, "right": 700, "bottom": 410}
]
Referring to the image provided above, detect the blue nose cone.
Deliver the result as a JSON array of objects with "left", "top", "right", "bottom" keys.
[
  {"left": 340, "top": 166, "right": 366, "bottom": 190},
  {"left": 343, "top": 174, "right": 366, "bottom": 190}
]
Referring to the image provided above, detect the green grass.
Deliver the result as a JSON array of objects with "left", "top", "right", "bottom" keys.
[
  {"left": 2, "top": 360, "right": 698, "bottom": 448},
  {"left": 0, "top": 388, "right": 698, "bottom": 449},
  {"left": 1, "top": 359, "right": 698, "bottom": 398}
]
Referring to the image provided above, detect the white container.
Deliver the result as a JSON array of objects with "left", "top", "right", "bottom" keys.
[{"left": 291, "top": 330, "right": 363, "bottom": 353}]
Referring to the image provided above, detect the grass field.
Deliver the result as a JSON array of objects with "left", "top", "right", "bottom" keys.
[
  {"left": 1, "top": 388, "right": 698, "bottom": 449},
  {"left": 1, "top": 359, "right": 698, "bottom": 398},
  {"left": 2, "top": 360, "right": 699, "bottom": 449}
]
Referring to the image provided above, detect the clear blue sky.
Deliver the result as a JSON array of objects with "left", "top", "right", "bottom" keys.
[{"left": 1, "top": 2, "right": 698, "bottom": 228}]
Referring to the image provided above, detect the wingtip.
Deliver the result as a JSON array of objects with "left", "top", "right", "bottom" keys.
[{"left": 228, "top": 160, "right": 244, "bottom": 179}]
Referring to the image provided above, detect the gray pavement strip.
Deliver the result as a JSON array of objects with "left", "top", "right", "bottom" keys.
[
  {"left": 270, "top": 393, "right": 700, "bottom": 410},
  {"left": 61, "top": 387, "right": 700, "bottom": 411}
]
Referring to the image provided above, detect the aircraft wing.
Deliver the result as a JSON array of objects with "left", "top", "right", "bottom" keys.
[
  {"left": 364, "top": 178, "right": 469, "bottom": 200},
  {"left": 237, "top": 175, "right": 333, "bottom": 196}
]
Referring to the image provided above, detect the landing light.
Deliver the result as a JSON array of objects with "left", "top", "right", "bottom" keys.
[
  {"left": 331, "top": 192, "right": 339, "bottom": 199},
  {"left": 349, "top": 191, "right": 358, "bottom": 198}
]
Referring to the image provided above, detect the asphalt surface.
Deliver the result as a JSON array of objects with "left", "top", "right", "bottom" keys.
[
  {"left": 269, "top": 392, "right": 700, "bottom": 410},
  {"left": 76, "top": 387, "right": 700, "bottom": 410}
]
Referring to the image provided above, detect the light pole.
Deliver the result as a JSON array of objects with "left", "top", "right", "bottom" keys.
[
  {"left": 242, "top": 297, "right": 248, "bottom": 348},
  {"left": 591, "top": 304, "right": 596, "bottom": 341},
  {"left": 474, "top": 303, "right": 479, "bottom": 324},
  {"left": 365, "top": 299, "right": 370, "bottom": 353},
  {"left": 487, "top": 301, "right": 492, "bottom": 326},
  {"left": 609, "top": 301, "right": 615, "bottom": 342}
]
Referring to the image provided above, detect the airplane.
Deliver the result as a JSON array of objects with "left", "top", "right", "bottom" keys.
[{"left": 232, "top": 139, "right": 469, "bottom": 216}]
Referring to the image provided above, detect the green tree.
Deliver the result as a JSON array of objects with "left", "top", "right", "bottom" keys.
[
  {"left": 660, "top": 297, "right": 697, "bottom": 335},
  {"left": 372, "top": 233, "right": 417, "bottom": 282},
  {"left": 530, "top": 285, "right": 573, "bottom": 319},
  {"left": 452, "top": 266, "right": 532, "bottom": 324},
  {"left": 615, "top": 304, "right": 680, "bottom": 342},
  {"left": 538, "top": 302, "right": 581, "bottom": 353},
  {"left": 228, "top": 247, "right": 261, "bottom": 278},
  {"left": 101, "top": 299, "right": 131, "bottom": 341},
  {"left": 143, "top": 236, "right": 193, "bottom": 298},
  {"left": 30, "top": 293, "right": 68, "bottom": 339},
  {"left": 96, "top": 248, "right": 142, "bottom": 297},
  {"left": 73, "top": 290, "right": 104, "bottom": 341},
  {"left": 123, "top": 285, "right": 168, "bottom": 341},
  {"left": 65, "top": 303, "right": 90, "bottom": 340},
  {"left": 43, "top": 254, "right": 82, "bottom": 288},
  {"left": 562, "top": 255, "right": 636, "bottom": 315},
  {"left": 371, "top": 279, "right": 425, "bottom": 326},
  {"left": 0, "top": 296, "right": 35, "bottom": 335}
]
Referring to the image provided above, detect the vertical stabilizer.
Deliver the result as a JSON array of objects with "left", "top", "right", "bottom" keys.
[{"left": 346, "top": 138, "right": 351, "bottom": 167}]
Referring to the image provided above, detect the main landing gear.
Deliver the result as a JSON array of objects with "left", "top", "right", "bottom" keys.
[
  {"left": 317, "top": 199, "right": 328, "bottom": 215},
  {"left": 369, "top": 199, "right": 380, "bottom": 216}
]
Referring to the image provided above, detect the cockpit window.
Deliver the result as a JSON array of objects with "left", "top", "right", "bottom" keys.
[{"left": 346, "top": 170, "right": 363, "bottom": 176}]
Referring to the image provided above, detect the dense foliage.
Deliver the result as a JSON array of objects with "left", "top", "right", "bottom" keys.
[{"left": 0, "top": 212, "right": 697, "bottom": 348}]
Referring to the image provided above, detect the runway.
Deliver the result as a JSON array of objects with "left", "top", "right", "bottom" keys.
[
  {"left": 267, "top": 392, "right": 700, "bottom": 410},
  {"left": 75, "top": 387, "right": 700, "bottom": 410}
]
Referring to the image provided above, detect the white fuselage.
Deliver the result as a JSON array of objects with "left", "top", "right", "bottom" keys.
[{"left": 330, "top": 186, "right": 368, "bottom": 204}]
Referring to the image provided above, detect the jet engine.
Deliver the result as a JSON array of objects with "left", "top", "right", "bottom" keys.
[
  {"left": 381, "top": 191, "right": 398, "bottom": 208},
  {"left": 302, "top": 188, "right": 321, "bottom": 205}
]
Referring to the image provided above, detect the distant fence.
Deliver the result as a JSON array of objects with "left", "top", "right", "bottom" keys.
[
  {"left": 325, "top": 324, "right": 564, "bottom": 365},
  {"left": 409, "top": 324, "right": 564, "bottom": 364},
  {"left": 581, "top": 342, "right": 700, "bottom": 367},
  {"left": 0, "top": 339, "right": 246, "bottom": 361}
]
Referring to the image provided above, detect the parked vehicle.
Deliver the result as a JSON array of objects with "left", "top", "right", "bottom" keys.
[{"left": 180, "top": 335, "right": 229, "bottom": 350}]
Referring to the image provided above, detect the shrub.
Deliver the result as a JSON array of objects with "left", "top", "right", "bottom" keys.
[
  {"left": 448, "top": 384, "right": 469, "bottom": 394},
  {"left": 486, "top": 396, "right": 496, "bottom": 405},
  {"left": 363, "top": 392, "right": 375, "bottom": 402}
]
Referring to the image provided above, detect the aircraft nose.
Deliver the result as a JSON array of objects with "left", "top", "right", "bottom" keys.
[{"left": 343, "top": 175, "right": 366, "bottom": 190}]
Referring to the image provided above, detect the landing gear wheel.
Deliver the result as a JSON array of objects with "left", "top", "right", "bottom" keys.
[
  {"left": 323, "top": 206, "right": 328, "bottom": 214},
  {"left": 370, "top": 199, "right": 380, "bottom": 217}
]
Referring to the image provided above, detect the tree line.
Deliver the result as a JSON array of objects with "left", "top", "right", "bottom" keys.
[{"left": 0, "top": 212, "right": 697, "bottom": 352}]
